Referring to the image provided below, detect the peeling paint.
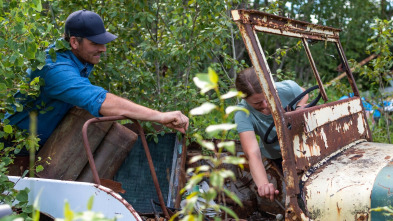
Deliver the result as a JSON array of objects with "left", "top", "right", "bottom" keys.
[
  {"left": 357, "top": 114, "right": 365, "bottom": 135},
  {"left": 294, "top": 133, "right": 322, "bottom": 159},
  {"left": 320, "top": 128, "right": 328, "bottom": 149},
  {"left": 303, "top": 142, "right": 393, "bottom": 220},
  {"left": 231, "top": 10, "right": 240, "bottom": 21},
  {"left": 304, "top": 99, "right": 363, "bottom": 133}
]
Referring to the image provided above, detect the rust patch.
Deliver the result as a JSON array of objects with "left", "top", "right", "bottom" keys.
[
  {"left": 290, "top": 112, "right": 368, "bottom": 171},
  {"left": 344, "top": 148, "right": 366, "bottom": 156},
  {"left": 337, "top": 184, "right": 364, "bottom": 193},
  {"left": 356, "top": 213, "right": 368, "bottom": 221},
  {"left": 336, "top": 202, "right": 341, "bottom": 217},
  {"left": 385, "top": 156, "right": 391, "bottom": 160},
  {"left": 241, "top": 10, "right": 341, "bottom": 41},
  {"left": 350, "top": 154, "right": 363, "bottom": 160}
]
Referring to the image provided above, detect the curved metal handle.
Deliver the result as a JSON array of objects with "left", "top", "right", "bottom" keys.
[{"left": 82, "top": 116, "right": 171, "bottom": 219}]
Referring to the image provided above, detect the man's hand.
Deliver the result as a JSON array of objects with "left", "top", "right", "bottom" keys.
[
  {"left": 258, "top": 183, "right": 279, "bottom": 201},
  {"left": 159, "top": 111, "right": 189, "bottom": 133}
]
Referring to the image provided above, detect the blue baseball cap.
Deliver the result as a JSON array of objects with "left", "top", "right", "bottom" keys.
[{"left": 65, "top": 9, "right": 117, "bottom": 44}]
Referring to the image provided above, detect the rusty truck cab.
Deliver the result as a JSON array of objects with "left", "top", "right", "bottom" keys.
[{"left": 232, "top": 10, "right": 393, "bottom": 220}]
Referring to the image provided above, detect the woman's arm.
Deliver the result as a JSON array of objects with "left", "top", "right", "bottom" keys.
[{"left": 239, "top": 130, "right": 279, "bottom": 201}]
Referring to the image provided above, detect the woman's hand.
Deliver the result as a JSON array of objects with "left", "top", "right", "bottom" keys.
[{"left": 257, "top": 183, "right": 279, "bottom": 201}]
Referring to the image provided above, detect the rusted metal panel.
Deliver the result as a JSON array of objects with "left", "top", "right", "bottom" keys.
[
  {"left": 292, "top": 113, "right": 368, "bottom": 169},
  {"left": 302, "top": 142, "right": 393, "bottom": 220},
  {"left": 231, "top": 9, "right": 381, "bottom": 221},
  {"left": 285, "top": 98, "right": 371, "bottom": 170},
  {"left": 232, "top": 10, "right": 341, "bottom": 41},
  {"left": 301, "top": 98, "right": 364, "bottom": 133},
  {"left": 232, "top": 9, "right": 306, "bottom": 220}
]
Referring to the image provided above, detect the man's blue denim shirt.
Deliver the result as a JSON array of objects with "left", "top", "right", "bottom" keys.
[{"left": 5, "top": 46, "right": 108, "bottom": 145}]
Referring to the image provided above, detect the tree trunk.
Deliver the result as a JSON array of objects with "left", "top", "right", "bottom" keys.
[{"left": 381, "top": 0, "right": 387, "bottom": 19}]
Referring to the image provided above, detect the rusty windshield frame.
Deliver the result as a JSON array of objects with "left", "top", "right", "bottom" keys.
[{"left": 231, "top": 9, "right": 371, "bottom": 220}]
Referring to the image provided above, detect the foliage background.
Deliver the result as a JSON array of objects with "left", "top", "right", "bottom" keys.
[
  {"left": 1, "top": 0, "right": 393, "bottom": 219},
  {"left": 1, "top": 0, "right": 393, "bottom": 161}
]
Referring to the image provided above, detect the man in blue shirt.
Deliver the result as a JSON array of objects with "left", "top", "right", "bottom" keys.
[{"left": 4, "top": 10, "right": 189, "bottom": 154}]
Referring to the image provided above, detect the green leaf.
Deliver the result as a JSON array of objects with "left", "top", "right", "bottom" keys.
[
  {"left": 224, "top": 189, "right": 243, "bottom": 206},
  {"left": 4, "top": 125, "right": 13, "bottom": 134},
  {"left": 22, "top": 170, "right": 29, "bottom": 178},
  {"left": 16, "top": 188, "right": 29, "bottom": 202},
  {"left": 9, "top": 53, "right": 18, "bottom": 64},
  {"left": 48, "top": 48, "right": 56, "bottom": 62},
  {"left": 63, "top": 201, "right": 74, "bottom": 220},
  {"left": 15, "top": 56, "right": 24, "bottom": 67},
  {"left": 55, "top": 38, "right": 65, "bottom": 49},
  {"left": 205, "top": 124, "right": 237, "bottom": 133},
  {"left": 184, "top": 173, "right": 204, "bottom": 193},
  {"left": 36, "top": 50, "right": 46, "bottom": 63},
  {"left": 225, "top": 106, "right": 249, "bottom": 115},
  {"left": 210, "top": 171, "right": 224, "bottom": 188},
  {"left": 190, "top": 102, "right": 217, "bottom": 115},
  {"left": 195, "top": 165, "right": 210, "bottom": 173},
  {"left": 220, "top": 90, "right": 240, "bottom": 99},
  {"left": 87, "top": 196, "right": 94, "bottom": 210},
  {"left": 0, "top": 38, "right": 5, "bottom": 48},
  {"left": 32, "top": 0, "right": 42, "bottom": 12},
  {"left": 32, "top": 207, "right": 40, "bottom": 221},
  {"left": 0, "top": 83, "right": 6, "bottom": 93},
  {"left": 193, "top": 74, "right": 216, "bottom": 94},
  {"left": 23, "top": 204, "right": 33, "bottom": 213},
  {"left": 218, "top": 169, "right": 236, "bottom": 180},
  {"left": 169, "top": 212, "right": 180, "bottom": 221},
  {"left": 35, "top": 165, "right": 44, "bottom": 173},
  {"left": 208, "top": 67, "right": 218, "bottom": 84},
  {"left": 222, "top": 156, "right": 247, "bottom": 165},
  {"left": 217, "top": 141, "right": 235, "bottom": 155},
  {"left": 202, "top": 188, "right": 217, "bottom": 203},
  {"left": 219, "top": 205, "right": 239, "bottom": 220},
  {"left": 199, "top": 140, "right": 215, "bottom": 151},
  {"left": 189, "top": 155, "right": 203, "bottom": 164}
]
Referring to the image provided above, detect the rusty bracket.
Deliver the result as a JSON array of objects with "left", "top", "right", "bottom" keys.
[{"left": 82, "top": 116, "right": 171, "bottom": 219}]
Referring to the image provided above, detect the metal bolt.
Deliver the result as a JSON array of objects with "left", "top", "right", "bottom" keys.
[{"left": 276, "top": 213, "right": 284, "bottom": 220}]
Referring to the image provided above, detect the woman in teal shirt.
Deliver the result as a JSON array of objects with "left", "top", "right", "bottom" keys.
[{"left": 234, "top": 67, "right": 308, "bottom": 202}]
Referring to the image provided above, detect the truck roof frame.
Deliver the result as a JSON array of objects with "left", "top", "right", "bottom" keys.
[{"left": 231, "top": 9, "right": 372, "bottom": 219}]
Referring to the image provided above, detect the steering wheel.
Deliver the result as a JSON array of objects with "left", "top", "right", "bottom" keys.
[{"left": 263, "top": 85, "right": 322, "bottom": 144}]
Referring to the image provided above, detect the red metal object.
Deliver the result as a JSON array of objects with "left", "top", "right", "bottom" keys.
[
  {"left": 82, "top": 116, "right": 171, "bottom": 219},
  {"left": 36, "top": 107, "right": 113, "bottom": 180},
  {"left": 174, "top": 136, "right": 188, "bottom": 208}
]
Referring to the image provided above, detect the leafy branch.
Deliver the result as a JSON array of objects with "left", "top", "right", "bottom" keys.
[{"left": 171, "top": 68, "right": 248, "bottom": 220}]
